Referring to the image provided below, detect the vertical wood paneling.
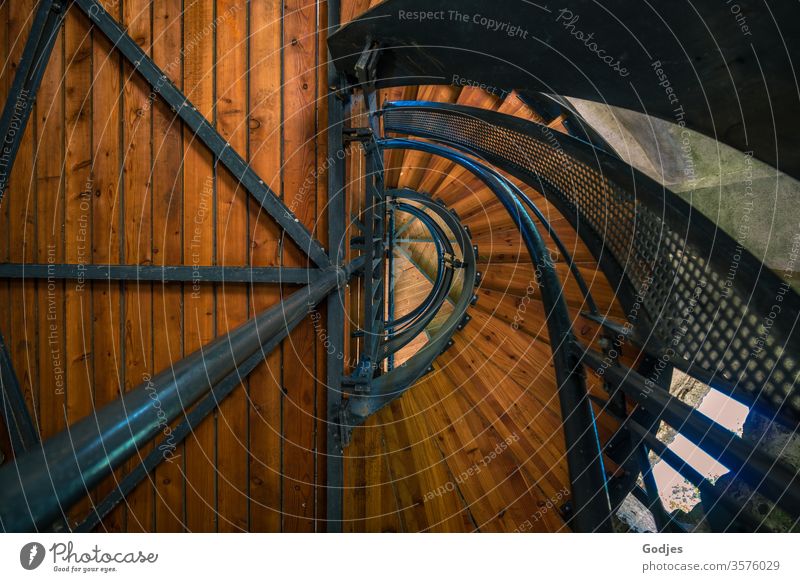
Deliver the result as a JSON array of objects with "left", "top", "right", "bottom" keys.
[
  {"left": 282, "top": 0, "right": 318, "bottom": 532},
  {"left": 247, "top": 0, "right": 283, "bottom": 532},
  {"left": 151, "top": 0, "right": 185, "bottom": 532},
  {"left": 342, "top": 0, "right": 371, "bottom": 23},
  {"left": 6, "top": 0, "right": 39, "bottom": 467},
  {"left": 35, "top": 0, "right": 64, "bottom": 452},
  {"left": 91, "top": 0, "right": 123, "bottom": 532},
  {"left": 215, "top": 0, "right": 249, "bottom": 532},
  {"left": 344, "top": 418, "right": 403, "bottom": 532},
  {"left": 4, "top": 0, "right": 43, "bottom": 456},
  {"left": 122, "top": 0, "right": 154, "bottom": 532},
  {"left": 64, "top": 4, "right": 94, "bottom": 526},
  {"left": 183, "top": 0, "right": 217, "bottom": 532}
]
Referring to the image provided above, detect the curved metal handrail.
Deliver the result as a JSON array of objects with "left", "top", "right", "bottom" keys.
[
  {"left": 346, "top": 188, "right": 477, "bottom": 416},
  {"left": 368, "top": 138, "right": 614, "bottom": 532},
  {"left": 384, "top": 199, "right": 453, "bottom": 342},
  {"left": 471, "top": 154, "right": 601, "bottom": 316},
  {"left": 329, "top": 0, "right": 800, "bottom": 180},
  {"left": 381, "top": 100, "right": 800, "bottom": 426},
  {"left": 381, "top": 203, "right": 455, "bottom": 353}
]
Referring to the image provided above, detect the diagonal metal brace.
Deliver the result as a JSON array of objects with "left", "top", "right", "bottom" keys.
[
  {"left": 0, "top": 0, "right": 66, "bottom": 201},
  {"left": 73, "top": 0, "right": 330, "bottom": 268},
  {"left": 0, "top": 332, "right": 39, "bottom": 455}
]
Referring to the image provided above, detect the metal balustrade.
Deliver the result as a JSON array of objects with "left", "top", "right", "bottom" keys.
[{"left": 0, "top": 0, "right": 797, "bottom": 533}]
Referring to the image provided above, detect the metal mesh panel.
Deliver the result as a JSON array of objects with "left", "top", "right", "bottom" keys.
[{"left": 384, "top": 105, "right": 799, "bottom": 421}]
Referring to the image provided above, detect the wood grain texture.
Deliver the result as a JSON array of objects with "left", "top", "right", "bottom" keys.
[
  {"left": 182, "top": 0, "right": 217, "bottom": 532},
  {"left": 64, "top": 3, "right": 94, "bottom": 526},
  {"left": 34, "top": 16, "right": 65, "bottom": 549},
  {"left": 91, "top": 0, "right": 124, "bottom": 532},
  {"left": 7, "top": 0, "right": 42, "bottom": 483},
  {"left": 215, "top": 0, "right": 249, "bottom": 533},
  {"left": 248, "top": 0, "right": 283, "bottom": 533},
  {"left": 281, "top": 0, "right": 319, "bottom": 532},
  {"left": 152, "top": 0, "right": 186, "bottom": 533},
  {"left": 0, "top": 0, "right": 627, "bottom": 533},
  {"left": 121, "top": 0, "right": 154, "bottom": 533}
]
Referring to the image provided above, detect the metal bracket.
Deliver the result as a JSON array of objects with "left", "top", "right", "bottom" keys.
[
  {"left": 338, "top": 400, "right": 354, "bottom": 448},
  {"left": 442, "top": 253, "right": 464, "bottom": 269},
  {"left": 343, "top": 126, "right": 374, "bottom": 142},
  {"left": 329, "top": 72, "right": 352, "bottom": 103},
  {"left": 341, "top": 357, "right": 375, "bottom": 395},
  {"left": 354, "top": 37, "right": 380, "bottom": 90},
  {"left": 354, "top": 37, "right": 382, "bottom": 138}
]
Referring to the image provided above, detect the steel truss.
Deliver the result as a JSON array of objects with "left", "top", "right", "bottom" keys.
[
  {"left": 4, "top": 0, "right": 797, "bottom": 535},
  {"left": 0, "top": 0, "right": 347, "bottom": 532}
]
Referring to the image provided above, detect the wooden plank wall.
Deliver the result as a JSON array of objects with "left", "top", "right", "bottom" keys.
[
  {"left": 337, "top": 1, "right": 624, "bottom": 533},
  {"left": 0, "top": 0, "right": 332, "bottom": 532},
  {"left": 1, "top": 0, "right": 620, "bottom": 534}
]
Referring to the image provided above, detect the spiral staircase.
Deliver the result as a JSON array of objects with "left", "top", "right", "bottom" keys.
[{"left": 0, "top": 0, "right": 799, "bottom": 532}]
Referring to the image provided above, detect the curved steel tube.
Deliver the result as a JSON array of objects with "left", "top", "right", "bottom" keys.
[
  {"left": 355, "top": 139, "right": 612, "bottom": 532},
  {"left": 382, "top": 201, "right": 456, "bottom": 354},
  {"left": 381, "top": 100, "right": 800, "bottom": 425},
  {"left": 329, "top": 0, "right": 800, "bottom": 180},
  {"left": 345, "top": 188, "right": 476, "bottom": 423},
  {"left": 384, "top": 201, "right": 448, "bottom": 334},
  {"left": 472, "top": 156, "right": 601, "bottom": 316}
]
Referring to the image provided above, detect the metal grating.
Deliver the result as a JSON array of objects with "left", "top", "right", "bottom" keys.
[{"left": 383, "top": 102, "right": 800, "bottom": 422}]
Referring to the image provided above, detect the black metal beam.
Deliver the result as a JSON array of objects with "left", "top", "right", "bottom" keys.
[
  {"left": 0, "top": 260, "right": 361, "bottom": 532},
  {"left": 72, "top": 0, "right": 330, "bottom": 269},
  {"left": 386, "top": 204, "right": 396, "bottom": 371},
  {"left": 381, "top": 100, "right": 800, "bottom": 426},
  {"left": 579, "top": 345, "right": 800, "bottom": 519},
  {"left": 325, "top": 0, "right": 346, "bottom": 534},
  {"left": 631, "top": 357, "right": 681, "bottom": 532},
  {"left": 0, "top": 263, "right": 318, "bottom": 285},
  {"left": 358, "top": 141, "right": 387, "bottom": 370},
  {"left": 329, "top": 0, "right": 800, "bottom": 180},
  {"left": 624, "top": 416, "right": 765, "bottom": 532},
  {"left": 597, "top": 358, "right": 678, "bottom": 532},
  {"left": 0, "top": 0, "right": 66, "bottom": 200},
  {"left": 0, "top": 332, "right": 38, "bottom": 455},
  {"left": 376, "top": 139, "right": 612, "bottom": 532}
]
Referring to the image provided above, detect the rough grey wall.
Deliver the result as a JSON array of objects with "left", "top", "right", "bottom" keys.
[{"left": 568, "top": 98, "right": 800, "bottom": 286}]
